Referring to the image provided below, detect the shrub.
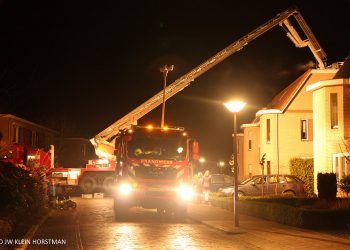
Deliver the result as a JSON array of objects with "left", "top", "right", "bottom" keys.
[
  {"left": 317, "top": 173, "right": 337, "bottom": 200},
  {"left": 289, "top": 158, "right": 314, "bottom": 196},
  {"left": 339, "top": 175, "right": 350, "bottom": 197},
  {"left": 0, "top": 161, "right": 48, "bottom": 214}
]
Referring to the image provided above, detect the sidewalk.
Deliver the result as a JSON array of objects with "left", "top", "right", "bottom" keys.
[{"left": 188, "top": 202, "right": 350, "bottom": 249}]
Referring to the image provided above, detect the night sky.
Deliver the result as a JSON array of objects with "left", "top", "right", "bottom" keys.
[{"left": 0, "top": 0, "right": 349, "bottom": 166}]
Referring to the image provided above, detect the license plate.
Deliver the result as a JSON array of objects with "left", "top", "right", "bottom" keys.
[{"left": 148, "top": 187, "right": 162, "bottom": 192}]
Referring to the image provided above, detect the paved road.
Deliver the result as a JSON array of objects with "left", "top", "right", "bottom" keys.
[{"left": 26, "top": 197, "right": 257, "bottom": 249}]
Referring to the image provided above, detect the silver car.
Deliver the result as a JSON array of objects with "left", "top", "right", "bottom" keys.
[{"left": 218, "top": 174, "right": 306, "bottom": 197}]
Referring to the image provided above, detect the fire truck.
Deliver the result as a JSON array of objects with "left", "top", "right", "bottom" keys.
[
  {"left": 112, "top": 125, "right": 198, "bottom": 217},
  {"left": 81, "top": 7, "right": 326, "bottom": 204},
  {"left": 0, "top": 143, "right": 52, "bottom": 169},
  {"left": 49, "top": 158, "right": 116, "bottom": 193}
]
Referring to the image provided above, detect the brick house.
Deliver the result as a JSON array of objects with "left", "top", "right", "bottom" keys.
[
  {"left": 0, "top": 114, "right": 57, "bottom": 151},
  {"left": 0, "top": 114, "right": 95, "bottom": 168},
  {"left": 241, "top": 68, "right": 337, "bottom": 178},
  {"left": 306, "top": 56, "right": 350, "bottom": 190}
]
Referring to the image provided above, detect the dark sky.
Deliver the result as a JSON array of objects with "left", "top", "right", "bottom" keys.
[{"left": 0, "top": 0, "right": 349, "bottom": 165}]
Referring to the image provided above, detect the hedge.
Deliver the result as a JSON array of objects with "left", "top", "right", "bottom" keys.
[
  {"left": 289, "top": 158, "right": 314, "bottom": 196},
  {"left": 317, "top": 173, "right": 337, "bottom": 200},
  {"left": 209, "top": 195, "right": 350, "bottom": 229}
]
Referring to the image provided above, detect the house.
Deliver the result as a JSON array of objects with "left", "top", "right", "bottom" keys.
[
  {"left": 306, "top": 56, "right": 350, "bottom": 189},
  {"left": 0, "top": 114, "right": 95, "bottom": 168},
  {"left": 241, "top": 68, "right": 338, "bottom": 178},
  {"left": 0, "top": 114, "right": 57, "bottom": 151}
]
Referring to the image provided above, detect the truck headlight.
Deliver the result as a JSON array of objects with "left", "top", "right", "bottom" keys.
[
  {"left": 176, "top": 184, "right": 193, "bottom": 201},
  {"left": 118, "top": 183, "right": 133, "bottom": 196}
]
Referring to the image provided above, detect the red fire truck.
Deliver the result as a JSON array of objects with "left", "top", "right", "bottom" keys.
[
  {"left": 49, "top": 159, "right": 116, "bottom": 193},
  {"left": 0, "top": 143, "right": 52, "bottom": 169},
  {"left": 113, "top": 125, "right": 198, "bottom": 218}
]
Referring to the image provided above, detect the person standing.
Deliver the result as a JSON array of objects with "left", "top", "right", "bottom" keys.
[{"left": 202, "top": 170, "right": 211, "bottom": 203}]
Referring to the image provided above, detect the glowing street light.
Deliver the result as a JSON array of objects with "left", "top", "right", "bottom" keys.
[
  {"left": 224, "top": 101, "right": 246, "bottom": 113},
  {"left": 160, "top": 65, "right": 174, "bottom": 128},
  {"left": 199, "top": 157, "right": 205, "bottom": 172},
  {"left": 218, "top": 161, "right": 225, "bottom": 174},
  {"left": 224, "top": 100, "right": 246, "bottom": 227}
]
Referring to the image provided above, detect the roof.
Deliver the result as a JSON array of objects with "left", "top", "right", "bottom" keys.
[
  {"left": 0, "top": 114, "right": 58, "bottom": 134},
  {"left": 333, "top": 54, "right": 350, "bottom": 79},
  {"left": 266, "top": 69, "right": 312, "bottom": 112}
]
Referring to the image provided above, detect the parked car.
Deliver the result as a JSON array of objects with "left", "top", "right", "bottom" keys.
[
  {"left": 210, "top": 174, "right": 234, "bottom": 192},
  {"left": 218, "top": 174, "right": 306, "bottom": 197}
]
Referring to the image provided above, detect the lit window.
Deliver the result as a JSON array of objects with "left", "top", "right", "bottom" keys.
[
  {"left": 330, "top": 93, "right": 338, "bottom": 129},
  {"left": 12, "top": 125, "right": 23, "bottom": 144},
  {"left": 333, "top": 155, "right": 350, "bottom": 181},
  {"left": 301, "top": 119, "right": 308, "bottom": 140},
  {"left": 266, "top": 119, "right": 271, "bottom": 143}
]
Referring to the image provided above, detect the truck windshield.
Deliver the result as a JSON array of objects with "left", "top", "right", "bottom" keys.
[{"left": 127, "top": 132, "right": 187, "bottom": 161}]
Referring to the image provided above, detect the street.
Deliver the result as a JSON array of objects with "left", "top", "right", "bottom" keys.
[
  {"left": 26, "top": 197, "right": 256, "bottom": 250},
  {"left": 9, "top": 196, "right": 349, "bottom": 250}
]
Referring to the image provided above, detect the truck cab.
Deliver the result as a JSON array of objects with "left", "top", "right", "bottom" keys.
[{"left": 113, "top": 125, "right": 198, "bottom": 218}]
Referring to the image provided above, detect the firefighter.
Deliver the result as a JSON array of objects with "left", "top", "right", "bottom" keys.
[
  {"left": 193, "top": 172, "right": 203, "bottom": 203},
  {"left": 202, "top": 170, "right": 211, "bottom": 203}
]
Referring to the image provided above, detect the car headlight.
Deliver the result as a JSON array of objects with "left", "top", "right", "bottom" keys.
[
  {"left": 176, "top": 184, "right": 193, "bottom": 201},
  {"left": 118, "top": 183, "right": 133, "bottom": 196}
]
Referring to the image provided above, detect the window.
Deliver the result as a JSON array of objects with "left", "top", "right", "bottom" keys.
[
  {"left": 254, "top": 177, "right": 266, "bottom": 184},
  {"left": 12, "top": 125, "right": 23, "bottom": 144},
  {"left": 31, "top": 131, "right": 37, "bottom": 147},
  {"left": 333, "top": 154, "right": 350, "bottom": 181},
  {"left": 248, "top": 132, "right": 252, "bottom": 150},
  {"left": 301, "top": 119, "right": 308, "bottom": 140},
  {"left": 285, "top": 176, "right": 296, "bottom": 183},
  {"left": 266, "top": 119, "right": 271, "bottom": 143},
  {"left": 268, "top": 175, "right": 278, "bottom": 183},
  {"left": 330, "top": 93, "right": 338, "bottom": 129}
]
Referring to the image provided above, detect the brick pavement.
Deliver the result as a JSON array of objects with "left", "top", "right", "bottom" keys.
[{"left": 188, "top": 202, "right": 350, "bottom": 249}]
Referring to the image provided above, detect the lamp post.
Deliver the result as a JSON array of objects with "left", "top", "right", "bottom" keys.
[
  {"left": 224, "top": 100, "right": 246, "bottom": 227},
  {"left": 160, "top": 65, "right": 174, "bottom": 128},
  {"left": 219, "top": 161, "right": 225, "bottom": 174},
  {"left": 199, "top": 157, "right": 205, "bottom": 172}
]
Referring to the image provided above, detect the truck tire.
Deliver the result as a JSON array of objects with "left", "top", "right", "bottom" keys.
[
  {"left": 79, "top": 176, "right": 97, "bottom": 194},
  {"left": 102, "top": 176, "right": 115, "bottom": 193}
]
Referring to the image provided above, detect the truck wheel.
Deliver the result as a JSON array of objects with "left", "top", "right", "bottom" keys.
[
  {"left": 79, "top": 176, "right": 97, "bottom": 194},
  {"left": 102, "top": 176, "right": 115, "bottom": 193}
]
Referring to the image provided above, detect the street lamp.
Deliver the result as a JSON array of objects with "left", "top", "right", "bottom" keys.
[
  {"left": 160, "top": 65, "right": 174, "bottom": 128},
  {"left": 219, "top": 161, "right": 225, "bottom": 174},
  {"left": 224, "top": 100, "right": 246, "bottom": 227},
  {"left": 199, "top": 157, "right": 205, "bottom": 172}
]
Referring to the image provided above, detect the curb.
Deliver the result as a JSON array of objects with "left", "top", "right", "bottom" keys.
[
  {"left": 187, "top": 215, "right": 247, "bottom": 235},
  {"left": 16, "top": 210, "right": 52, "bottom": 250}
]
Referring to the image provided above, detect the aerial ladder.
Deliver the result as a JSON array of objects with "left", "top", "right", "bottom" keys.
[{"left": 91, "top": 7, "right": 327, "bottom": 159}]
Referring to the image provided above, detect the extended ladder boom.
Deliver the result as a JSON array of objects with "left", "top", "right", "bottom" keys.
[{"left": 92, "top": 7, "right": 327, "bottom": 156}]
